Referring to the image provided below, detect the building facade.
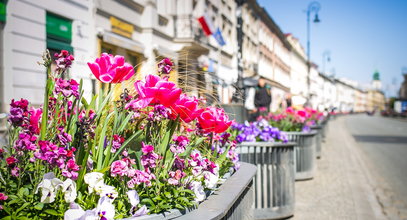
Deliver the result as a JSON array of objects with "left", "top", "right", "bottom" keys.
[
  {"left": 0, "top": 0, "right": 94, "bottom": 113},
  {"left": 286, "top": 34, "right": 308, "bottom": 106}
]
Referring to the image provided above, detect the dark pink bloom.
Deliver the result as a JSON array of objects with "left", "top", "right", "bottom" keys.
[
  {"left": 110, "top": 160, "right": 129, "bottom": 177},
  {"left": 297, "top": 110, "right": 309, "bottom": 119},
  {"left": 87, "top": 53, "right": 134, "bottom": 83},
  {"left": 14, "top": 133, "right": 37, "bottom": 151},
  {"left": 141, "top": 142, "right": 154, "bottom": 154},
  {"left": 0, "top": 193, "right": 8, "bottom": 201},
  {"left": 126, "top": 74, "right": 182, "bottom": 109},
  {"left": 28, "top": 107, "right": 42, "bottom": 135},
  {"left": 157, "top": 58, "right": 173, "bottom": 74},
  {"left": 198, "top": 107, "right": 233, "bottom": 133},
  {"left": 6, "top": 156, "right": 17, "bottom": 166},
  {"left": 54, "top": 50, "right": 74, "bottom": 71},
  {"left": 54, "top": 78, "right": 79, "bottom": 98},
  {"left": 170, "top": 94, "right": 201, "bottom": 123}
]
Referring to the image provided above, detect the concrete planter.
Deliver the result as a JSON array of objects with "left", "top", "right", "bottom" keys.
[
  {"left": 285, "top": 131, "right": 317, "bottom": 181},
  {"left": 310, "top": 125, "right": 323, "bottom": 159},
  {"left": 321, "top": 120, "right": 328, "bottom": 141},
  {"left": 132, "top": 162, "right": 257, "bottom": 220},
  {"left": 237, "top": 142, "right": 296, "bottom": 220}
]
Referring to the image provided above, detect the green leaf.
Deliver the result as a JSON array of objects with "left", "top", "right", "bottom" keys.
[
  {"left": 33, "top": 203, "right": 44, "bottom": 210},
  {"left": 117, "top": 113, "right": 132, "bottom": 133},
  {"left": 15, "top": 202, "right": 31, "bottom": 215},
  {"left": 96, "top": 111, "right": 114, "bottom": 170},
  {"left": 141, "top": 198, "right": 155, "bottom": 209},
  {"left": 44, "top": 209, "right": 60, "bottom": 216}
]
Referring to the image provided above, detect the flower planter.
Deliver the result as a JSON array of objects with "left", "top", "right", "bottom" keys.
[
  {"left": 320, "top": 119, "right": 328, "bottom": 141},
  {"left": 310, "top": 125, "right": 323, "bottom": 159},
  {"left": 132, "top": 162, "right": 256, "bottom": 220},
  {"left": 237, "top": 142, "right": 296, "bottom": 220},
  {"left": 285, "top": 131, "right": 317, "bottom": 181}
]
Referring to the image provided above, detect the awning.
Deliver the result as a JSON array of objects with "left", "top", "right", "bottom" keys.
[{"left": 103, "top": 31, "right": 144, "bottom": 54}]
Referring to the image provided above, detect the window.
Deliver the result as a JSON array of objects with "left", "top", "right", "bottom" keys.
[{"left": 46, "top": 12, "right": 73, "bottom": 76}]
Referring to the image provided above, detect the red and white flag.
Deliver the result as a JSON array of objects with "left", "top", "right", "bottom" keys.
[{"left": 197, "top": 15, "right": 215, "bottom": 36}]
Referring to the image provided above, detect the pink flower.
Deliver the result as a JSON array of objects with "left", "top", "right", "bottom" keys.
[
  {"left": 126, "top": 74, "right": 182, "bottom": 109},
  {"left": 110, "top": 160, "right": 129, "bottom": 177},
  {"left": 0, "top": 193, "right": 8, "bottom": 201},
  {"left": 141, "top": 142, "right": 154, "bottom": 154},
  {"left": 167, "top": 170, "right": 185, "bottom": 185},
  {"left": 54, "top": 78, "right": 79, "bottom": 98},
  {"left": 198, "top": 107, "right": 233, "bottom": 133},
  {"left": 286, "top": 107, "right": 295, "bottom": 114},
  {"left": 297, "top": 110, "right": 309, "bottom": 119},
  {"left": 29, "top": 107, "right": 42, "bottom": 135},
  {"left": 6, "top": 157, "right": 17, "bottom": 166},
  {"left": 87, "top": 53, "right": 134, "bottom": 83},
  {"left": 157, "top": 58, "right": 173, "bottom": 75},
  {"left": 170, "top": 94, "right": 201, "bottom": 123},
  {"left": 54, "top": 50, "right": 74, "bottom": 71}
]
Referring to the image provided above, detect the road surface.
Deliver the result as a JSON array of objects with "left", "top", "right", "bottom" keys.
[{"left": 345, "top": 114, "right": 407, "bottom": 219}]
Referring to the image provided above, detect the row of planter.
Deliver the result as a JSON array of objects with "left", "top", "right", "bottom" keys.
[
  {"left": 123, "top": 119, "right": 329, "bottom": 220},
  {"left": 236, "top": 119, "right": 329, "bottom": 220}
]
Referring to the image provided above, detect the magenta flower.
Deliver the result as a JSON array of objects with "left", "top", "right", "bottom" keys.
[
  {"left": 0, "top": 193, "right": 8, "bottom": 201},
  {"left": 141, "top": 142, "right": 154, "bottom": 154},
  {"left": 126, "top": 74, "right": 182, "bottom": 109},
  {"left": 110, "top": 160, "right": 129, "bottom": 177},
  {"left": 198, "top": 107, "right": 233, "bottom": 133},
  {"left": 55, "top": 50, "right": 74, "bottom": 71},
  {"left": 14, "top": 133, "right": 37, "bottom": 151},
  {"left": 170, "top": 94, "right": 201, "bottom": 123},
  {"left": 6, "top": 156, "right": 18, "bottom": 166},
  {"left": 28, "top": 107, "right": 42, "bottom": 135},
  {"left": 62, "top": 159, "right": 80, "bottom": 180},
  {"left": 157, "top": 58, "right": 173, "bottom": 75},
  {"left": 87, "top": 53, "right": 134, "bottom": 83},
  {"left": 54, "top": 78, "right": 79, "bottom": 98},
  {"left": 8, "top": 99, "right": 29, "bottom": 127}
]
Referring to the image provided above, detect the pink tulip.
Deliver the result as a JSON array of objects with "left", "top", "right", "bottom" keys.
[
  {"left": 126, "top": 74, "right": 182, "bottom": 109},
  {"left": 29, "top": 107, "right": 42, "bottom": 135},
  {"left": 171, "top": 94, "right": 201, "bottom": 123},
  {"left": 198, "top": 107, "right": 233, "bottom": 133},
  {"left": 87, "top": 53, "right": 134, "bottom": 83}
]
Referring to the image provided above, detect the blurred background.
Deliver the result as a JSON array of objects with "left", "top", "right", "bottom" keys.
[{"left": 0, "top": 0, "right": 405, "bottom": 119}]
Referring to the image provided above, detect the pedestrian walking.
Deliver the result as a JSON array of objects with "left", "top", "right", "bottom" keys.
[{"left": 253, "top": 77, "right": 272, "bottom": 119}]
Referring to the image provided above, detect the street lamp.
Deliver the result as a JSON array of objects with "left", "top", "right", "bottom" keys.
[
  {"left": 322, "top": 50, "right": 330, "bottom": 74},
  {"left": 306, "top": 1, "right": 321, "bottom": 101}
]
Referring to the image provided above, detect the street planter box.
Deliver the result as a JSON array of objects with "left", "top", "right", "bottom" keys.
[
  {"left": 320, "top": 119, "right": 328, "bottom": 141},
  {"left": 310, "top": 125, "right": 323, "bottom": 159},
  {"left": 237, "top": 142, "right": 296, "bottom": 220},
  {"left": 285, "top": 131, "right": 318, "bottom": 181},
  {"left": 132, "top": 162, "right": 257, "bottom": 220}
]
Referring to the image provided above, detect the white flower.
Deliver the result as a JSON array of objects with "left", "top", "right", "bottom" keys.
[
  {"left": 63, "top": 203, "right": 85, "bottom": 220},
  {"left": 63, "top": 197, "right": 115, "bottom": 220},
  {"left": 127, "top": 190, "right": 140, "bottom": 207},
  {"left": 84, "top": 172, "right": 104, "bottom": 194},
  {"left": 190, "top": 181, "right": 205, "bottom": 202},
  {"left": 62, "top": 179, "right": 77, "bottom": 203},
  {"left": 35, "top": 172, "right": 63, "bottom": 203},
  {"left": 95, "top": 196, "right": 115, "bottom": 220},
  {"left": 203, "top": 171, "right": 219, "bottom": 189},
  {"left": 133, "top": 205, "right": 148, "bottom": 217},
  {"left": 98, "top": 184, "right": 118, "bottom": 201}
]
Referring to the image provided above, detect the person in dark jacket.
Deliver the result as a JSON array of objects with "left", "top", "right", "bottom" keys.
[{"left": 250, "top": 78, "right": 271, "bottom": 121}]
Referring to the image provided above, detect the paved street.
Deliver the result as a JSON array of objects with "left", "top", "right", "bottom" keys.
[
  {"left": 345, "top": 114, "right": 407, "bottom": 219},
  {"left": 292, "top": 115, "right": 407, "bottom": 220}
]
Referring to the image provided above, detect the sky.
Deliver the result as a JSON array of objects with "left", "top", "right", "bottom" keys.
[{"left": 257, "top": 0, "right": 407, "bottom": 97}]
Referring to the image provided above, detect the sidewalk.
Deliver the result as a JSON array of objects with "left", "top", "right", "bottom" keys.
[{"left": 290, "top": 117, "right": 386, "bottom": 220}]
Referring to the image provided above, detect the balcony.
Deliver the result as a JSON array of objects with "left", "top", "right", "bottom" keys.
[{"left": 174, "top": 15, "right": 210, "bottom": 55}]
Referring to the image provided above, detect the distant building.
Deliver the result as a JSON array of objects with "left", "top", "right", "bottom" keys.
[{"left": 400, "top": 74, "right": 407, "bottom": 99}]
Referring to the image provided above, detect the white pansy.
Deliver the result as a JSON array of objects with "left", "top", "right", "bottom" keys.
[
  {"left": 84, "top": 172, "right": 104, "bottom": 194},
  {"left": 98, "top": 184, "right": 118, "bottom": 200},
  {"left": 95, "top": 196, "right": 115, "bottom": 220},
  {"left": 126, "top": 190, "right": 140, "bottom": 207},
  {"left": 203, "top": 171, "right": 219, "bottom": 190},
  {"left": 190, "top": 181, "right": 206, "bottom": 202},
  {"left": 35, "top": 172, "right": 63, "bottom": 203},
  {"left": 63, "top": 203, "right": 85, "bottom": 220},
  {"left": 63, "top": 197, "right": 115, "bottom": 220},
  {"left": 62, "top": 178, "right": 77, "bottom": 203}
]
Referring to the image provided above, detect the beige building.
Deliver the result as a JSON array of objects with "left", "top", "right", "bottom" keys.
[
  {"left": 367, "top": 90, "right": 385, "bottom": 111},
  {"left": 254, "top": 2, "right": 291, "bottom": 111}
]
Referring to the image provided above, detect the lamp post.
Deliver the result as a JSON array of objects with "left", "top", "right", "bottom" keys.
[
  {"left": 306, "top": 1, "right": 321, "bottom": 101},
  {"left": 322, "top": 50, "right": 330, "bottom": 74},
  {"left": 234, "top": 0, "right": 245, "bottom": 103}
]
